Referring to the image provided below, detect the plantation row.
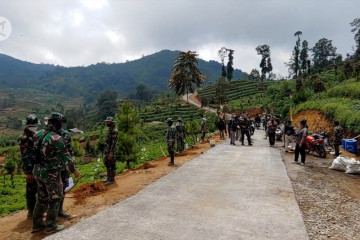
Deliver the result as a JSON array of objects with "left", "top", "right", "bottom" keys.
[
  {"left": 140, "top": 104, "right": 205, "bottom": 122},
  {"left": 198, "top": 80, "right": 270, "bottom": 102}
]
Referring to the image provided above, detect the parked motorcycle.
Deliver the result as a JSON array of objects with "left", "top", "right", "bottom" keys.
[
  {"left": 276, "top": 127, "right": 283, "bottom": 141},
  {"left": 305, "top": 132, "right": 327, "bottom": 158}
]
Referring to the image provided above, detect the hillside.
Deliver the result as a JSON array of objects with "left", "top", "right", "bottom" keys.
[{"left": 0, "top": 50, "right": 245, "bottom": 102}]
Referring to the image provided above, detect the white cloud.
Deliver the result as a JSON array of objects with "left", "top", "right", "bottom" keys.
[{"left": 78, "top": 0, "right": 108, "bottom": 10}]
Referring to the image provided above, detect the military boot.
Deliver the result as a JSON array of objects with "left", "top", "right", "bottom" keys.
[
  {"left": 31, "top": 202, "right": 46, "bottom": 233},
  {"left": 26, "top": 198, "right": 36, "bottom": 219},
  {"left": 44, "top": 204, "right": 65, "bottom": 234},
  {"left": 58, "top": 198, "right": 70, "bottom": 218},
  {"left": 102, "top": 168, "right": 110, "bottom": 183},
  {"left": 104, "top": 170, "right": 115, "bottom": 186}
]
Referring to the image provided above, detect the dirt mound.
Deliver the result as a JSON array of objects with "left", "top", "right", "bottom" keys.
[
  {"left": 73, "top": 181, "right": 107, "bottom": 204},
  {"left": 134, "top": 162, "right": 157, "bottom": 170},
  {"left": 293, "top": 110, "right": 334, "bottom": 136}
]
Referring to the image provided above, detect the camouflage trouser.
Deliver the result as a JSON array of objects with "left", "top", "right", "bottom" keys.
[
  {"left": 104, "top": 153, "right": 116, "bottom": 171},
  {"left": 26, "top": 178, "right": 37, "bottom": 203},
  {"left": 167, "top": 141, "right": 175, "bottom": 154},
  {"left": 241, "top": 129, "right": 251, "bottom": 144},
  {"left": 61, "top": 170, "right": 70, "bottom": 192},
  {"left": 176, "top": 137, "right": 185, "bottom": 153},
  {"left": 34, "top": 169, "right": 63, "bottom": 208}
]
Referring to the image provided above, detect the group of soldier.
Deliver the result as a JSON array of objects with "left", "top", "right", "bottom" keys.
[{"left": 19, "top": 113, "right": 117, "bottom": 234}]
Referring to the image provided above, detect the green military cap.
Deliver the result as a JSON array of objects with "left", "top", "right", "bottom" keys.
[
  {"left": 105, "top": 116, "right": 116, "bottom": 123},
  {"left": 48, "top": 112, "right": 63, "bottom": 121},
  {"left": 25, "top": 114, "right": 40, "bottom": 126},
  {"left": 166, "top": 118, "right": 173, "bottom": 123}
]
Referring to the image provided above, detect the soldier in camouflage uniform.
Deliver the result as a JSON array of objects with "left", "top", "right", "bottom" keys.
[
  {"left": 333, "top": 121, "right": 344, "bottom": 157},
  {"left": 19, "top": 114, "right": 40, "bottom": 219},
  {"left": 56, "top": 115, "right": 76, "bottom": 218},
  {"left": 240, "top": 115, "right": 252, "bottom": 146},
  {"left": 175, "top": 118, "right": 186, "bottom": 154},
  {"left": 166, "top": 118, "right": 177, "bottom": 165},
  {"left": 103, "top": 117, "right": 118, "bottom": 186},
  {"left": 32, "top": 112, "right": 80, "bottom": 234}
]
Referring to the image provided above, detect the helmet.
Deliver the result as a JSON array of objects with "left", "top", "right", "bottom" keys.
[
  {"left": 48, "top": 112, "right": 63, "bottom": 121},
  {"left": 25, "top": 114, "right": 39, "bottom": 126},
  {"left": 104, "top": 117, "right": 116, "bottom": 123}
]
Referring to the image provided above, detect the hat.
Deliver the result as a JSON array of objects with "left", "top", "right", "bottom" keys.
[
  {"left": 177, "top": 118, "right": 182, "bottom": 122},
  {"left": 25, "top": 114, "right": 40, "bottom": 126},
  {"left": 48, "top": 112, "right": 63, "bottom": 121},
  {"left": 202, "top": 118, "right": 207, "bottom": 121},
  {"left": 105, "top": 117, "right": 116, "bottom": 123},
  {"left": 166, "top": 118, "right": 173, "bottom": 123}
]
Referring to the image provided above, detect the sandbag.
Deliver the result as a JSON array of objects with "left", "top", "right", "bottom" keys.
[
  {"left": 345, "top": 159, "right": 360, "bottom": 175},
  {"left": 329, "top": 156, "right": 350, "bottom": 172}
]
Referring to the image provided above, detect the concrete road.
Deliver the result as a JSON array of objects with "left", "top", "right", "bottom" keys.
[
  {"left": 46, "top": 130, "right": 309, "bottom": 240},
  {"left": 182, "top": 93, "right": 219, "bottom": 114}
]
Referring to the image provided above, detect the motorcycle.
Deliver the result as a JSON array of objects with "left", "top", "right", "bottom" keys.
[
  {"left": 276, "top": 127, "right": 283, "bottom": 141},
  {"left": 305, "top": 132, "right": 327, "bottom": 158}
]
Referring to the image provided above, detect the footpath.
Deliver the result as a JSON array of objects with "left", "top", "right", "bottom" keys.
[{"left": 46, "top": 129, "right": 309, "bottom": 240}]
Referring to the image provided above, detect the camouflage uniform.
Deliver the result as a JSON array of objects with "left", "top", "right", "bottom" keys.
[
  {"left": 57, "top": 128, "right": 75, "bottom": 218},
  {"left": 103, "top": 123, "right": 118, "bottom": 184},
  {"left": 166, "top": 119, "right": 177, "bottom": 165},
  {"left": 334, "top": 125, "right": 344, "bottom": 157},
  {"left": 19, "top": 127, "right": 38, "bottom": 218},
  {"left": 175, "top": 121, "right": 186, "bottom": 154},
  {"left": 32, "top": 126, "right": 75, "bottom": 233}
]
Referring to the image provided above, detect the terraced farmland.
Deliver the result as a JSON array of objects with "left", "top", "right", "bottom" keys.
[{"left": 198, "top": 80, "right": 270, "bottom": 102}]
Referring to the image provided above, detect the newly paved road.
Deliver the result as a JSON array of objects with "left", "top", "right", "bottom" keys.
[{"left": 46, "top": 130, "right": 309, "bottom": 240}]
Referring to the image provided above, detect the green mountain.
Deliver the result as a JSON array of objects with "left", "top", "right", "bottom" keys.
[{"left": 0, "top": 50, "right": 245, "bottom": 102}]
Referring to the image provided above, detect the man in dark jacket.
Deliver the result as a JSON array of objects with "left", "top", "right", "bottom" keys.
[{"left": 333, "top": 121, "right": 344, "bottom": 157}]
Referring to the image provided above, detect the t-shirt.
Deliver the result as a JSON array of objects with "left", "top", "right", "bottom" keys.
[
  {"left": 296, "top": 127, "right": 308, "bottom": 144},
  {"left": 285, "top": 124, "right": 295, "bottom": 136}
]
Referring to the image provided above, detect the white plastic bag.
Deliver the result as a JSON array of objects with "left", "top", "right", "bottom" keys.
[
  {"left": 329, "top": 156, "right": 349, "bottom": 172},
  {"left": 345, "top": 159, "right": 360, "bottom": 174}
]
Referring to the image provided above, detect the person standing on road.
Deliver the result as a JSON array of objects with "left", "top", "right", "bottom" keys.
[
  {"left": 200, "top": 118, "right": 207, "bottom": 142},
  {"left": 240, "top": 115, "right": 252, "bottom": 146},
  {"left": 103, "top": 117, "right": 118, "bottom": 186},
  {"left": 166, "top": 118, "right": 177, "bottom": 165},
  {"left": 284, "top": 120, "right": 295, "bottom": 152},
  {"left": 19, "top": 114, "right": 40, "bottom": 219},
  {"left": 217, "top": 117, "right": 226, "bottom": 140},
  {"left": 230, "top": 115, "right": 239, "bottom": 145},
  {"left": 32, "top": 113, "right": 80, "bottom": 234},
  {"left": 175, "top": 118, "right": 186, "bottom": 154},
  {"left": 293, "top": 119, "right": 308, "bottom": 166},
  {"left": 333, "top": 121, "right": 344, "bottom": 157},
  {"left": 267, "top": 117, "right": 277, "bottom": 147}
]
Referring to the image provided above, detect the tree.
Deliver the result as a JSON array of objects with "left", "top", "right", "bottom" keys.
[
  {"left": 344, "top": 61, "right": 353, "bottom": 79},
  {"left": 136, "top": 83, "right": 150, "bottom": 102},
  {"left": 218, "top": 47, "right": 227, "bottom": 77},
  {"left": 350, "top": 18, "right": 360, "bottom": 58},
  {"left": 226, "top": 49, "right": 235, "bottom": 81},
  {"left": 295, "top": 78, "right": 303, "bottom": 92},
  {"left": 168, "top": 51, "right": 206, "bottom": 102},
  {"left": 312, "top": 75, "right": 326, "bottom": 93},
  {"left": 355, "top": 62, "right": 360, "bottom": 81},
  {"left": 311, "top": 38, "right": 337, "bottom": 73},
  {"left": 4, "top": 149, "right": 20, "bottom": 187},
  {"left": 293, "top": 31, "right": 302, "bottom": 77},
  {"left": 300, "top": 40, "right": 309, "bottom": 75},
  {"left": 116, "top": 102, "right": 140, "bottom": 169},
  {"left": 256, "top": 45, "right": 273, "bottom": 81},
  {"left": 200, "top": 97, "right": 208, "bottom": 108},
  {"left": 215, "top": 77, "right": 229, "bottom": 104},
  {"left": 249, "top": 69, "right": 260, "bottom": 80},
  {"left": 96, "top": 90, "right": 118, "bottom": 121}
]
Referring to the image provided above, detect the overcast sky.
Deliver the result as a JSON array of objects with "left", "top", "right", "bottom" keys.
[{"left": 0, "top": 0, "right": 359, "bottom": 77}]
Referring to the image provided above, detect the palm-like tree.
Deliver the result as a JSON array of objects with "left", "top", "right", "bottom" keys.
[{"left": 169, "top": 51, "right": 206, "bottom": 102}]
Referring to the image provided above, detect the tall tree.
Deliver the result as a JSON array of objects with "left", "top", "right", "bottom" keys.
[
  {"left": 293, "top": 31, "right": 302, "bottom": 77},
  {"left": 116, "top": 102, "right": 140, "bottom": 169},
  {"left": 168, "top": 51, "right": 206, "bottom": 102},
  {"left": 311, "top": 38, "right": 337, "bottom": 73},
  {"left": 96, "top": 90, "right": 118, "bottom": 121},
  {"left": 136, "top": 82, "right": 150, "bottom": 102},
  {"left": 350, "top": 18, "right": 360, "bottom": 59},
  {"left": 218, "top": 47, "right": 227, "bottom": 77},
  {"left": 299, "top": 40, "right": 309, "bottom": 75},
  {"left": 226, "top": 49, "right": 235, "bottom": 81},
  {"left": 256, "top": 45, "right": 273, "bottom": 81}
]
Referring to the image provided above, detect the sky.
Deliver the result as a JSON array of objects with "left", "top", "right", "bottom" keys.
[{"left": 0, "top": 0, "right": 359, "bottom": 77}]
